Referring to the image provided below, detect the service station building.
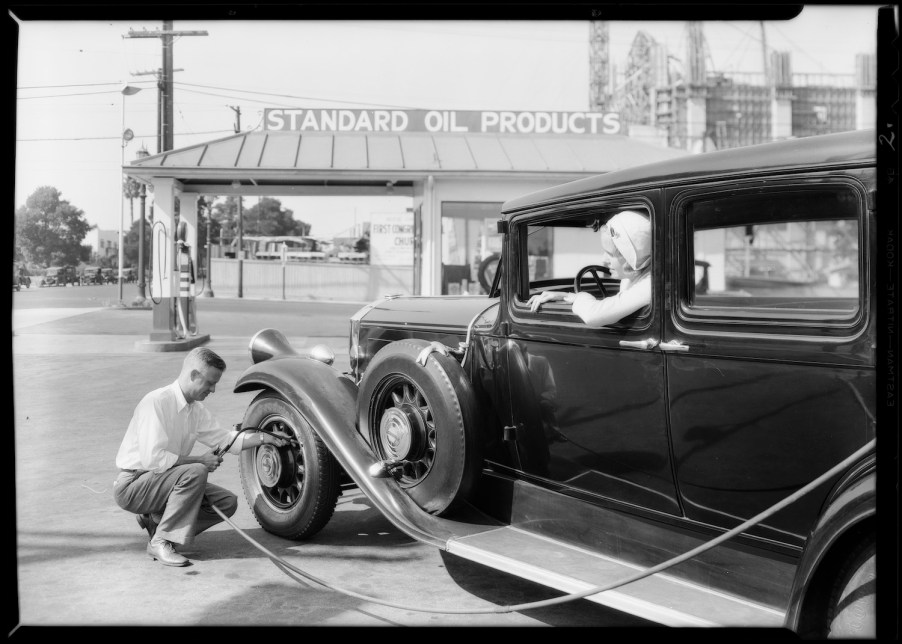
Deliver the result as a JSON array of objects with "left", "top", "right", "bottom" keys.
[{"left": 124, "top": 107, "right": 688, "bottom": 311}]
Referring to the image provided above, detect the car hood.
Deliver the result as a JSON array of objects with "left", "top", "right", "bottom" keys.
[{"left": 358, "top": 295, "right": 497, "bottom": 334}]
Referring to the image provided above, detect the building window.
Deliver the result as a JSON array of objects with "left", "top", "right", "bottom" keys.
[{"left": 440, "top": 202, "right": 503, "bottom": 295}]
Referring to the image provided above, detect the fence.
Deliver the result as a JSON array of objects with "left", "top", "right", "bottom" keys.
[{"left": 206, "top": 258, "right": 415, "bottom": 302}]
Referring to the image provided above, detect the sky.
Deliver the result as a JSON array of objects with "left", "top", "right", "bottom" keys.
[{"left": 13, "top": 6, "right": 886, "bottom": 240}]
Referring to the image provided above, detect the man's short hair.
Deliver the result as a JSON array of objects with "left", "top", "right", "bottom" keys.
[{"left": 184, "top": 346, "right": 226, "bottom": 373}]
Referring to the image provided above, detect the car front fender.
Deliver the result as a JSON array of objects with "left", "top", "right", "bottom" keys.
[{"left": 234, "top": 357, "right": 494, "bottom": 548}]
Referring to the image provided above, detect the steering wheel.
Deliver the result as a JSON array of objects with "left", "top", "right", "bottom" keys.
[{"left": 574, "top": 265, "right": 611, "bottom": 297}]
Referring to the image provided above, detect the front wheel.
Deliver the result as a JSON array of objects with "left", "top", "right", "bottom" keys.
[{"left": 239, "top": 392, "right": 341, "bottom": 540}]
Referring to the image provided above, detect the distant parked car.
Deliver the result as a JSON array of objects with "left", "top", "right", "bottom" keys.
[
  {"left": 14, "top": 263, "right": 31, "bottom": 291},
  {"left": 80, "top": 266, "right": 103, "bottom": 285},
  {"left": 42, "top": 266, "right": 77, "bottom": 287}
]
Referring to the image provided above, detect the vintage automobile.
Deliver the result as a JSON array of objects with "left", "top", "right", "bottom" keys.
[
  {"left": 41, "top": 265, "right": 77, "bottom": 287},
  {"left": 13, "top": 263, "right": 30, "bottom": 290},
  {"left": 233, "top": 130, "right": 877, "bottom": 637},
  {"left": 80, "top": 266, "right": 103, "bottom": 285},
  {"left": 101, "top": 268, "right": 115, "bottom": 284}
]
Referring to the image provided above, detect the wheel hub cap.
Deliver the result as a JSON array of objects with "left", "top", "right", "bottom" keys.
[
  {"left": 256, "top": 444, "right": 284, "bottom": 487},
  {"left": 379, "top": 407, "right": 417, "bottom": 460}
]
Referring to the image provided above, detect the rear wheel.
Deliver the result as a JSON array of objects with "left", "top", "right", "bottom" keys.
[
  {"left": 239, "top": 392, "right": 341, "bottom": 540},
  {"left": 826, "top": 538, "right": 876, "bottom": 638}
]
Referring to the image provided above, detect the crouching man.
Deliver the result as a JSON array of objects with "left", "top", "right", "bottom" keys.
[{"left": 113, "top": 347, "right": 286, "bottom": 566}]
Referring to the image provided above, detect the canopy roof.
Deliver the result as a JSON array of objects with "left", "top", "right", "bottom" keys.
[{"left": 124, "top": 129, "right": 688, "bottom": 193}]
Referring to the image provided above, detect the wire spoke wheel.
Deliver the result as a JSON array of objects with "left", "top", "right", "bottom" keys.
[
  {"left": 372, "top": 376, "right": 437, "bottom": 486},
  {"left": 253, "top": 417, "right": 302, "bottom": 508},
  {"left": 239, "top": 393, "right": 340, "bottom": 540},
  {"left": 358, "top": 339, "right": 483, "bottom": 516}
]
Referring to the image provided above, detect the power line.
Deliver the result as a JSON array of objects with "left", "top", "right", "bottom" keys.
[
  {"left": 16, "top": 129, "right": 233, "bottom": 143},
  {"left": 17, "top": 79, "right": 424, "bottom": 109},
  {"left": 17, "top": 89, "right": 135, "bottom": 100},
  {"left": 174, "top": 82, "right": 426, "bottom": 110},
  {"left": 18, "top": 81, "right": 152, "bottom": 90},
  {"left": 768, "top": 23, "right": 832, "bottom": 74}
]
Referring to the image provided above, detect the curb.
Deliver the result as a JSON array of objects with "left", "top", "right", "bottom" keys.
[{"left": 134, "top": 333, "right": 212, "bottom": 353}]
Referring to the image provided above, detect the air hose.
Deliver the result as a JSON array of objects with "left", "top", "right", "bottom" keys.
[
  {"left": 211, "top": 437, "right": 876, "bottom": 615},
  {"left": 213, "top": 426, "right": 291, "bottom": 456}
]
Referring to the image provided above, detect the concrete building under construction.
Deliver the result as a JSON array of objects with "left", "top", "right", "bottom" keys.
[{"left": 590, "top": 21, "right": 876, "bottom": 152}]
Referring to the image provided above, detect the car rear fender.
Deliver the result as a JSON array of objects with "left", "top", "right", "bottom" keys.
[
  {"left": 784, "top": 456, "right": 876, "bottom": 632},
  {"left": 234, "top": 357, "right": 485, "bottom": 548}
]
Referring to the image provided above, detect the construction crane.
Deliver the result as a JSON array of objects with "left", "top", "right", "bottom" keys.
[{"left": 588, "top": 21, "right": 611, "bottom": 111}]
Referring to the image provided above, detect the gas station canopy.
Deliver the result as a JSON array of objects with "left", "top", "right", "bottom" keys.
[{"left": 124, "top": 129, "right": 688, "bottom": 194}]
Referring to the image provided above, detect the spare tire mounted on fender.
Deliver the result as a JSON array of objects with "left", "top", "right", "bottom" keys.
[{"left": 358, "top": 339, "right": 483, "bottom": 515}]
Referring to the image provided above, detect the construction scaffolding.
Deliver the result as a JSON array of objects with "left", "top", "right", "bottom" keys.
[{"left": 590, "top": 22, "right": 876, "bottom": 151}]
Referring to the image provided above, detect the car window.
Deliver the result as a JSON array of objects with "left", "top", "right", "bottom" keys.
[
  {"left": 515, "top": 205, "right": 653, "bottom": 325},
  {"left": 681, "top": 185, "right": 862, "bottom": 325}
]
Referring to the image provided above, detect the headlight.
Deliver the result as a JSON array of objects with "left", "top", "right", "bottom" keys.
[
  {"left": 348, "top": 300, "right": 379, "bottom": 379},
  {"left": 248, "top": 328, "right": 297, "bottom": 364}
]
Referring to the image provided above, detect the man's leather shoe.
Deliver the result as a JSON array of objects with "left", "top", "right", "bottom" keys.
[
  {"left": 146, "top": 538, "right": 189, "bottom": 567},
  {"left": 136, "top": 514, "right": 157, "bottom": 539}
]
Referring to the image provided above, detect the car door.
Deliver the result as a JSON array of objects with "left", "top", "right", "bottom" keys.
[
  {"left": 499, "top": 191, "right": 680, "bottom": 516},
  {"left": 664, "top": 173, "right": 876, "bottom": 545}
]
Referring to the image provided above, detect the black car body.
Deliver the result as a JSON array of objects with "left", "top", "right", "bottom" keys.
[{"left": 234, "top": 130, "right": 877, "bottom": 637}]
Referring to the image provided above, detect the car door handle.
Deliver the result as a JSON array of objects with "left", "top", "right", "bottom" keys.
[
  {"left": 659, "top": 340, "right": 689, "bottom": 352},
  {"left": 619, "top": 338, "right": 659, "bottom": 350}
]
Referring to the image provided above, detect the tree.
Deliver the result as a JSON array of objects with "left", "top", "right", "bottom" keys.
[
  {"left": 15, "top": 186, "right": 93, "bottom": 267},
  {"left": 210, "top": 195, "right": 239, "bottom": 243},
  {"left": 123, "top": 176, "right": 141, "bottom": 226},
  {"left": 354, "top": 231, "right": 370, "bottom": 254},
  {"left": 244, "top": 197, "right": 310, "bottom": 236},
  {"left": 210, "top": 195, "right": 310, "bottom": 241},
  {"left": 123, "top": 216, "right": 151, "bottom": 269}
]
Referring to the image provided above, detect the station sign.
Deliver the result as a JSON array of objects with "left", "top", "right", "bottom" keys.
[
  {"left": 370, "top": 212, "right": 414, "bottom": 266},
  {"left": 264, "top": 108, "right": 621, "bottom": 135}
]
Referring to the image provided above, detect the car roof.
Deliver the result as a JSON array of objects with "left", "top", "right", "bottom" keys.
[{"left": 502, "top": 129, "right": 875, "bottom": 214}]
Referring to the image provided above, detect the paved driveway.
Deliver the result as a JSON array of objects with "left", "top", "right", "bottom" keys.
[{"left": 12, "top": 297, "right": 647, "bottom": 630}]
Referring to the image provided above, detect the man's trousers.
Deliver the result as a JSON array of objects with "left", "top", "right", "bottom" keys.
[{"left": 113, "top": 463, "right": 238, "bottom": 546}]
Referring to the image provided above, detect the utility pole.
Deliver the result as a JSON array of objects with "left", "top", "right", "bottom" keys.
[
  {"left": 229, "top": 105, "right": 242, "bottom": 133},
  {"left": 233, "top": 183, "right": 244, "bottom": 299},
  {"left": 124, "top": 22, "right": 207, "bottom": 337},
  {"left": 229, "top": 105, "right": 244, "bottom": 298},
  {"left": 134, "top": 147, "right": 151, "bottom": 305},
  {"left": 133, "top": 67, "right": 183, "bottom": 154},
  {"left": 124, "top": 21, "right": 207, "bottom": 152},
  {"left": 200, "top": 197, "right": 215, "bottom": 298}
]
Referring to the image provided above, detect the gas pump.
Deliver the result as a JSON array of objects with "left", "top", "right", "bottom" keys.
[
  {"left": 146, "top": 185, "right": 205, "bottom": 345},
  {"left": 175, "top": 220, "right": 198, "bottom": 338}
]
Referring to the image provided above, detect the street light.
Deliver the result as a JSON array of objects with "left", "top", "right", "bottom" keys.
[{"left": 118, "top": 84, "right": 142, "bottom": 304}]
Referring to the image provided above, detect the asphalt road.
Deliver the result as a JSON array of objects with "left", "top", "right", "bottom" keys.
[{"left": 11, "top": 284, "right": 654, "bottom": 632}]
